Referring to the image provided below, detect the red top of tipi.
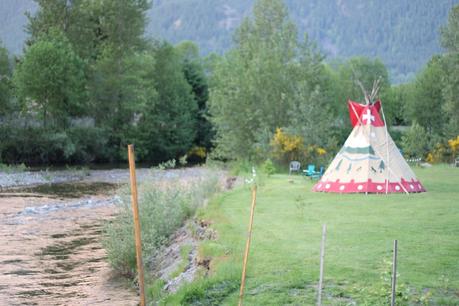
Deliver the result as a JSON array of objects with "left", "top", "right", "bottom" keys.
[{"left": 347, "top": 100, "right": 384, "bottom": 127}]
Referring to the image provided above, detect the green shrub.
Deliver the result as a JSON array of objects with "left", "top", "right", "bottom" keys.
[
  {"left": 401, "top": 122, "right": 430, "bottom": 158},
  {"left": 156, "top": 159, "right": 176, "bottom": 170},
  {"left": 261, "top": 158, "right": 276, "bottom": 176},
  {"left": 0, "top": 163, "right": 28, "bottom": 173}
]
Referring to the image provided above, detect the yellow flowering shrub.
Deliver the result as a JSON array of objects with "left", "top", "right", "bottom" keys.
[
  {"left": 188, "top": 146, "right": 207, "bottom": 159},
  {"left": 427, "top": 143, "right": 450, "bottom": 163},
  {"left": 316, "top": 147, "right": 327, "bottom": 156},
  {"left": 426, "top": 153, "right": 434, "bottom": 163},
  {"left": 270, "top": 128, "right": 304, "bottom": 162},
  {"left": 448, "top": 135, "right": 459, "bottom": 157},
  {"left": 270, "top": 128, "right": 330, "bottom": 166},
  {"left": 426, "top": 136, "right": 459, "bottom": 163}
]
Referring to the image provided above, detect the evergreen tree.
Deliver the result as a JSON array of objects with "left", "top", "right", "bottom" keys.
[
  {"left": 176, "top": 41, "right": 214, "bottom": 151},
  {"left": 134, "top": 42, "right": 198, "bottom": 162}
]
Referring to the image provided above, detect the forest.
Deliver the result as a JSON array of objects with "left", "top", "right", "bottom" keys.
[
  {"left": 0, "top": 0, "right": 458, "bottom": 167},
  {"left": 1, "top": 0, "right": 458, "bottom": 83}
]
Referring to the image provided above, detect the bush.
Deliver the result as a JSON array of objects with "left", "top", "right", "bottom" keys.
[
  {"left": 0, "top": 123, "right": 110, "bottom": 164},
  {"left": 448, "top": 135, "right": 459, "bottom": 159},
  {"left": 103, "top": 175, "right": 221, "bottom": 277},
  {"left": 426, "top": 143, "right": 451, "bottom": 164},
  {"left": 187, "top": 146, "right": 207, "bottom": 164},
  {"left": 0, "top": 163, "right": 27, "bottom": 173},
  {"left": 261, "top": 158, "right": 276, "bottom": 176},
  {"left": 270, "top": 128, "right": 304, "bottom": 164},
  {"left": 156, "top": 159, "right": 176, "bottom": 170}
]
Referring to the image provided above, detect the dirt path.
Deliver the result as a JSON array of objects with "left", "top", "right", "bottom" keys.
[{"left": 0, "top": 193, "right": 138, "bottom": 305}]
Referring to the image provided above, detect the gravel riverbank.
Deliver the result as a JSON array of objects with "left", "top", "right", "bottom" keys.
[{"left": 0, "top": 167, "right": 220, "bottom": 189}]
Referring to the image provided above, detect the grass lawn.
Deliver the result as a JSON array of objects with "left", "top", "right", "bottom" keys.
[{"left": 163, "top": 165, "right": 459, "bottom": 305}]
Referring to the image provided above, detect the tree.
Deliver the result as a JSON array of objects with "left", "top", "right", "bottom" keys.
[
  {"left": 27, "top": 0, "right": 150, "bottom": 60},
  {"left": 440, "top": 53, "right": 459, "bottom": 138},
  {"left": 88, "top": 47, "right": 159, "bottom": 160},
  {"left": 380, "top": 83, "right": 414, "bottom": 127},
  {"left": 176, "top": 41, "right": 214, "bottom": 151},
  {"left": 406, "top": 56, "right": 446, "bottom": 135},
  {"left": 440, "top": 4, "right": 459, "bottom": 137},
  {"left": 13, "top": 29, "right": 86, "bottom": 128},
  {"left": 133, "top": 42, "right": 198, "bottom": 162},
  {"left": 440, "top": 4, "right": 459, "bottom": 53},
  {"left": 0, "top": 42, "right": 12, "bottom": 115},
  {"left": 209, "top": 0, "right": 333, "bottom": 160},
  {"left": 336, "top": 57, "right": 390, "bottom": 103}
]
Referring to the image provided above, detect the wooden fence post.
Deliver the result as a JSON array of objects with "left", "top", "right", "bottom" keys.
[
  {"left": 317, "top": 224, "right": 327, "bottom": 306},
  {"left": 128, "top": 144, "right": 146, "bottom": 306},
  {"left": 391, "top": 240, "right": 398, "bottom": 306},
  {"left": 238, "top": 185, "right": 257, "bottom": 306}
]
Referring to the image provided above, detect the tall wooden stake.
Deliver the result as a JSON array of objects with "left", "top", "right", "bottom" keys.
[
  {"left": 128, "top": 144, "right": 146, "bottom": 306},
  {"left": 238, "top": 185, "right": 257, "bottom": 306},
  {"left": 391, "top": 240, "right": 398, "bottom": 306},
  {"left": 317, "top": 224, "right": 327, "bottom": 306}
]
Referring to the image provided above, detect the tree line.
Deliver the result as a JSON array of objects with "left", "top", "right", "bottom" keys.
[
  {"left": 208, "top": 0, "right": 459, "bottom": 165},
  {"left": 0, "top": 0, "right": 457, "bottom": 166},
  {"left": 0, "top": 0, "right": 211, "bottom": 165}
]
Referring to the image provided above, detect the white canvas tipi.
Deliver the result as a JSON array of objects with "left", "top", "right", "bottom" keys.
[{"left": 313, "top": 98, "right": 426, "bottom": 194}]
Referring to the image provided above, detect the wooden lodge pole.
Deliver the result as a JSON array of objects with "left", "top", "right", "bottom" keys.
[
  {"left": 127, "top": 144, "right": 146, "bottom": 306},
  {"left": 238, "top": 185, "right": 258, "bottom": 306},
  {"left": 317, "top": 224, "right": 327, "bottom": 306},
  {"left": 391, "top": 240, "right": 398, "bottom": 306}
]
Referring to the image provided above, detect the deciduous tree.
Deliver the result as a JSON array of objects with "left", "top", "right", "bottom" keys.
[
  {"left": 0, "top": 42, "right": 12, "bottom": 115},
  {"left": 209, "top": 0, "right": 333, "bottom": 160},
  {"left": 13, "top": 29, "right": 85, "bottom": 128}
]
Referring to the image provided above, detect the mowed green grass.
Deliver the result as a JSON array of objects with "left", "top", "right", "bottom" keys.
[{"left": 164, "top": 165, "right": 459, "bottom": 305}]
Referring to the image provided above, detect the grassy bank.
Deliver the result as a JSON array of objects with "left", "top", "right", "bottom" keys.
[
  {"left": 164, "top": 165, "right": 459, "bottom": 305},
  {"left": 103, "top": 171, "right": 222, "bottom": 289}
]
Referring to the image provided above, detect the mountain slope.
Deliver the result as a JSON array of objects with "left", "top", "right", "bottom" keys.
[{"left": 1, "top": 0, "right": 457, "bottom": 82}]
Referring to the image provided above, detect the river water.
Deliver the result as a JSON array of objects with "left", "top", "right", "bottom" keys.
[
  {"left": 0, "top": 181, "right": 138, "bottom": 305},
  {"left": 0, "top": 167, "right": 220, "bottom": 305}
]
